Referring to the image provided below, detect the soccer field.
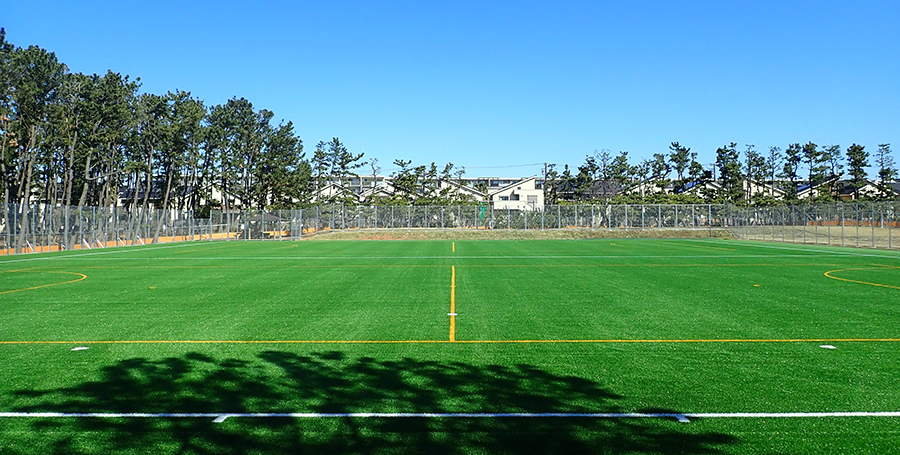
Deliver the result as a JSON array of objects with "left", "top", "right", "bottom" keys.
[{"left": 1, "top": 238, "right": 899, "bottom": 454}]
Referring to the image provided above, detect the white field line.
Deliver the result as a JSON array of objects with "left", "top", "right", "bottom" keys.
[
  {"left": 0, "top": 242, "right": 205, "bottom": 265},
  {"left": 41, "top": 254, "right": 856, "bottom": 261},
  {"left": 5, "top": 238, "right": 895, "bottom": 263},
  {"left": 1, "top": 411, "right": 899, "bottom": 423},
  {"left": 694, "top": 239, "right": 900, "bottom": 260}
]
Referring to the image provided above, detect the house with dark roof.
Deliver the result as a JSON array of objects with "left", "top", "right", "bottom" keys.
[
  {"left": 796, "top": 175, "right": 842, "bottom": 200},
  {"left": 833, "top": 179, "right": 899, "bottom": 200}
]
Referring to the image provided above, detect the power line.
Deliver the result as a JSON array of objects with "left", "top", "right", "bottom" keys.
[
  {"left": 380, "top": 162, "right": 545, "bottom": 174},
  {"left": 463, "top": 162, "right": 544, "bottom": 170}
]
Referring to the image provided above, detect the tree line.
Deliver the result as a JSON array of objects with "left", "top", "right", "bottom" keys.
[
  {"left": 545, "top": 141, "right": 896, "bottom": 206},
  {"left": 1, "top": 29, "right": 896, "bottom": 214},
  {"left": 0, "top": 29, "right": 317, "bottom": 216},
  {"left": 0, "top": 29, "right": 483, "bottom": 213}
]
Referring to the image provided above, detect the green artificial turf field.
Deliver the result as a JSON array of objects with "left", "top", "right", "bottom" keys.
[{"left": 1, "top": 238, "right": 899, "bottom": 454}]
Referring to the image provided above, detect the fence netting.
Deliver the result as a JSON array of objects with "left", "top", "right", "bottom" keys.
[
  {"left": 728, "top": 202, "right": 900, "bottom": 249},
  {"left": 2, "top": 202, "right": 897, "bottom": 254}
]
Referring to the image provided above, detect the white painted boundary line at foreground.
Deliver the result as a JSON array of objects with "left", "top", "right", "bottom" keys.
[
  {"left": 2, "top": 411, "right": 899, "bottom": 423},
  {"left": 0, "top": 241, "right": 203, "bottom": 265},
  {"left": 697, "top": 239, "right": 900, "bottom": 260},
  {"left": 43, "top": 254, "right": 857, "bottom": 261}
]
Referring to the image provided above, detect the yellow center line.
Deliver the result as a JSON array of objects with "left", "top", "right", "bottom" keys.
[
  {"left": 449, "top": 265, "right": 457, "bottom": 342},
  {"left": 2, "top": 338, "right": 900, "bottom": 345}
]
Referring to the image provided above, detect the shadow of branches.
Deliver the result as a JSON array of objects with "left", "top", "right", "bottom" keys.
[{"left": 7, "top": 351, "right": 735, "bottom": 454}]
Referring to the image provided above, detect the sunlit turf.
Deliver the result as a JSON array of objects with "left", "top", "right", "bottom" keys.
[{"left": 1, "top": 238, "right": 899, "bottom": 454}]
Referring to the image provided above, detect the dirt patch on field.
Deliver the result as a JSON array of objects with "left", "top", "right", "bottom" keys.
[{"left": 305, "top": 229, "right": 735, "bottom": 241}]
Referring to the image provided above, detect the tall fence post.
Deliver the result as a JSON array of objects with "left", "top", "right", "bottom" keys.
[
  {"left": 791, "top": 206, "right": 797, "bottom": 243},
  {"left": 814, "top": 205, "right": 818, "bottom": 244},
  {"left": 872, "top": 203, "right": 876, "bottom": 248},
  {"left": 64, "top": 205, "right": 70, "bottom": 250},
  {"left": 13, "top": 206, "right": 19, "bottom": 254},
  {"left": 889, "top": 204, "right": 893, "bottom": 249},
  {"left": 890, "top": 203, "right": 894, "bottom": 249}
]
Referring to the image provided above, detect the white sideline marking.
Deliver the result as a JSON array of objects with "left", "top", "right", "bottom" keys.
[
  {"left": 696, "top": 239, "right": 900, "bottom": 260},
  {"left": 2, "top": 411, "right": 899, "bottom": 424},
  {"left": 70, "top": 347, "right": 89, "bottom": 351},
  {"left": 820, "top": 345, "right": 837, "bottom": 349},
  {"left": 0, "top": 242, "right": 202, "bottom": 265},
  {"left": 44, "top": 254, "right": 856, "bottom": 261}
]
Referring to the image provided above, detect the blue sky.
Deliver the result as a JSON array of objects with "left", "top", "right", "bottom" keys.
[{"left": 4, "top": 0, "right": 898, "bottom": 176}]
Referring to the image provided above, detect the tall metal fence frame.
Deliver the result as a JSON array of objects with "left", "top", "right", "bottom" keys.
[
  {"left": 2, "top": 202, "right": 898, "bottom": 255},
  {"left": 179, "top": 203, "right": 733, "bottom": 241},
  {"left": 727, "top": 201, "right": 899, "bottom": 250}
]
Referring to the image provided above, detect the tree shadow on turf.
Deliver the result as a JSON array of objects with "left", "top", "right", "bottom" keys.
[{"left": 8, "top": 351, "right": 736, "bottom": 454}]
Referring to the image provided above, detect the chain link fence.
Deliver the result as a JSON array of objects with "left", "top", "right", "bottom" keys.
[
  {"left": 3, "top": 202, "right": 898, "bottom": 255},
  {"left": 0, "top": 203, "right": 199, "bottom": 255},
  {"left": 289, "top": 203, "right": 730, "bottom": 232},
  {"left": 727, "top": 202, "right": 900, "bottom": 249}
]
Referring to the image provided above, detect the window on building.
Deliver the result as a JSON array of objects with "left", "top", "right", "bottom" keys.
[
  {"left": 511, "top": 194, "right": 520, "bottom": 201},
  {"left": 527, "top": 195, "right": 538, "bottom": 203},
  {"left": 499, "top": 196, "right": 509, "bottom": 201}
]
